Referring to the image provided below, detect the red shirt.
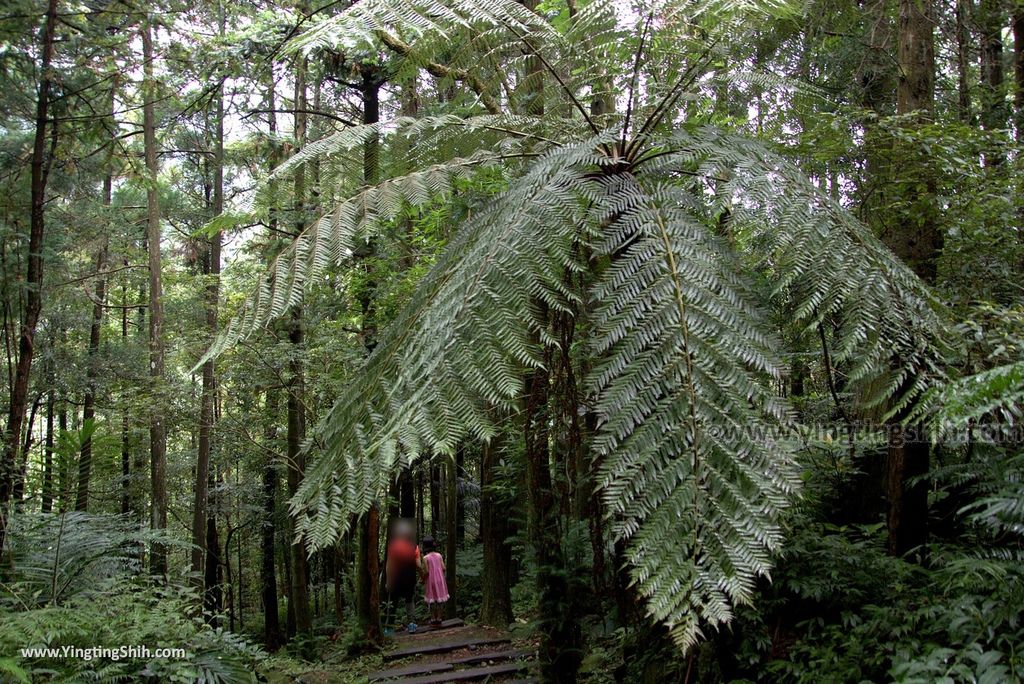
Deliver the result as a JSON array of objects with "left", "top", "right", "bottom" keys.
[{"left": 386, "top": 538, "right": 420, "bottom": 575}]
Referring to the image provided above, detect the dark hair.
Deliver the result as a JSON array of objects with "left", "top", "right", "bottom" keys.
[{"left": 422, "top": 536, "right": 436, "bottom": 553}]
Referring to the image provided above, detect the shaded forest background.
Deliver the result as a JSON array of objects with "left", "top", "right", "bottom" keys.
[{"left": 1, "top": 0, "right": 1023, "bottom": 681}]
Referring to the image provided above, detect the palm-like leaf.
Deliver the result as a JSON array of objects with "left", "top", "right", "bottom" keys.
[{"left": 206, "top": 0, "right": 951, "bottom": 653}]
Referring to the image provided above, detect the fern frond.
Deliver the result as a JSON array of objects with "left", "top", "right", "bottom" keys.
[
  {"left": 649, "top": 126, "right": 952, "bottom": 413},
  {"left": 909, "top": 361, "right": 1024, "bottom": 434},
  {"left": 587, "top": 173, "right": 798, "bottom": 651},
  {"left": 290, "top": 140, "right": 610, "bottom": 548},
  {"left": 199, "top": 149, "right": 536, "bottom": 367}
]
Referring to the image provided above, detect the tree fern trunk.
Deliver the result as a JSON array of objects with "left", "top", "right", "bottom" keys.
[
  {"left": 479, "top": 437, "right": 512, "bottom": 627},
  {"left": 525, "top": 338, "right": 581, "bottom": 682}
]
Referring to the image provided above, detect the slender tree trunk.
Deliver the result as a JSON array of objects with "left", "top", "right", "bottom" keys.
[
  {"left": 0, "top": 0, "right": 58, "bottom": 557},
  {"left": 77, "top": 73, "right": 116, "bottom": 512},
  {"left": 75, "top": 202, "right": 109, "bottom": 512},
  {"left": 354, "top": 64, "right": 384, "bottom": 645},
  {"left": 525, "top": 340, "right": 580, "bottom": 682},
  {"left": 121, "top": 293, "right": 131, "bottom": 516},
  {"left": 978, "top": 0, "right": 1007, "bottom": 165},
  {"left": 261, "top": 69, "right": 284, "bottom": 649},
  {"left": 284, "top": 52, "right": 313, "bottom": 636},
  {"left": 455, "top": 448, "right": 465, "bottom": 548},
  {"left": 430, "top": 462, "right": 440, "bottom": 538},
  {"left": 355, "top": 504, "right": 382, "bottom": 642},
  {"left": 204, "top": 472, "right": 223, "bottom": 620},
  {"left": 14, "top": 397, "right": 41, "bottom": 505},
  {"left": 286, "top": 310, "right": 312, "bottom": 635},
  {"left": 193, "top": 68, "right": 224, "bottom": 593},
  {"left": 956, "top": 0, "right": 973, "bottom": 122},
  {"left": 520, "top": 1, "right": 581, "bottom": 677},
  {"left": 333, "top": 543, "right": 344, "bottom": 624},
  {"left": 262, "top": 436, "right": 282, "bottom": 648},
  {"left": 885, "top": 0, "right": 937, "bottom": 558},
  {"left": 57, "top": 402, "right": 68, "bottom": 511},
  {"left": 399, "top": 469, "right": 415, "bottom": 519},
  {"left": 1015, "top": 5, "right": 1024, "bottom": 141},
  {"left": 283, "top": 525, "right": 296, "bottom": 636},
  {"left": 479, "top": 438, "right": 512, "bottom": 627},
  {"left": 445, "top": 452, "right": 458, "bottom": 619},
  {"left": 416, "top": 469, "right": 424, "bottom": 541},
  {"left": 42, "top": 389, "right": 54, "bottom": 513},
  {"left": 142, "top": 17, "right": 168, "bottom": 576}
]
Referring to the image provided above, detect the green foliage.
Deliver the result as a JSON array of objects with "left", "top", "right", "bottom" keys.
[
  {"left": 204, "top": 0, "right": 954, "bottom": 653},
  {"left": 0, "top": 513, "right": 265, "bottom": 683}
]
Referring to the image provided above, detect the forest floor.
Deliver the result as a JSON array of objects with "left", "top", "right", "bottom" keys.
[{"left": 266, "top": 620, "right": 537, "bottom": 684}]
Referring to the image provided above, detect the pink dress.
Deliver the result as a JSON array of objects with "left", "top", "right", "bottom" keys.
[{"left": 423, "top": 552, "right": 449, "bottom": 604}]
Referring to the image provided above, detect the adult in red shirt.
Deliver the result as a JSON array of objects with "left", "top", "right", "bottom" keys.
[{"left": 385, "top": 519, "right": 420, "bottom": 632}]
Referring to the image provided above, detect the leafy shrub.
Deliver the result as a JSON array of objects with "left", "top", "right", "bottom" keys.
[{"left": 0, "top": 512, "right": 266, "bottom": 683}]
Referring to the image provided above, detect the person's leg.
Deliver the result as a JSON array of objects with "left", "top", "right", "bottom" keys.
[{"left": 405, "top": 595, "right": 414, "bottom": 625}]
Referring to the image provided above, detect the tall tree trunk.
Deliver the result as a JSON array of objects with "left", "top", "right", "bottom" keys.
[
  {"left": 0, "top": 0, "right": 58, "bottom": 557},
  {"left": 455, "top": 448, "right": 465, "bottom": 548},
  {"left": 354, "top": 64, "right": 384, "bottom": 645},
  {"left": 57, "top": 401, "right": 69, "bottom": 511},
  {"left": 479, "top": 438, "right": 512, "bottom": 627},
  {"left": 286, "top": 310, "right": 312, "bottom": 635},
  {"left": 520, "top": 0, "right": 581, "bottom": 677},
  {"left": 121, "top": 292, "right": 131, "bottom": 516},
  {"left": 355, "top": 505, "right": 382, "bottom": 642},
  {"left": 1015, "top": 4, "right": 1024, "bottom": 140},
  {"left": 42, "top": 389, "right": 54, "bottom": 513},
  {"left": 978, "top": 0, "right": 1007, "bottom": 165},
  {"left": 14, "top": 397, "right": 41, "bottom": 505},
  {"left": 261, "top": 70, "right": 284, "bottom": 652},
  {"left": 416, "top": 469, "right": 424, "bottom": 541},
  {"left": 75, "top": 203, "right": 110, "bottom": 512},
  {"left": 885, "top": 0, "right": 938, "bottom": 558},
  {"left": 142, "top": 17, "right": 168, "bottom": 576},
  {"left": 204, "top": 472, "right": 223, "bottom": 620},
  {"left": 398, "top": 469, "right": 415, "bottom": 519},
  {"left": 956, "top": 0, "right": 973, "bottom": 122},
  {"left": 525, "top": 341, "right": 580, "bottom": 682},
  {"left": 285, "top": 50, "right": 313, "bottom": 636},
  {"left": 193, "top": 66, "right": 224, "bottom": 594},
  {"left": 261, "top": 415, "right": 282, "bottom": 648},
  {"left": 77, "top": 74, "right": 116, "bottom": 513}
]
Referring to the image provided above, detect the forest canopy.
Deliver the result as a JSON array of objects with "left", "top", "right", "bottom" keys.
[{"left": 0, "top": 0, "right": 1023, "bottom": 682}]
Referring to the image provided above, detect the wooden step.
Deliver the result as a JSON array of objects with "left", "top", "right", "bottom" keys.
[
  {"left": 393, "top": 661, "right": 528, "bottom": 684},
  {"left": 384, "top": 636, "right": 511, "bottom": 661},
  {"left": 448, "top": 647, "right": 535, "bottom": 666},
  {"left": 366, "top": 662, "right": 453, "bottom": 681},
  {"left": 392, "top": 618, "right": 464, "bottom": 636}
]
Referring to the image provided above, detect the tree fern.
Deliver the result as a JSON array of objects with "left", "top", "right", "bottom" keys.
[{"left": 206, "top": 0, "right": 951, "bottom": 653}]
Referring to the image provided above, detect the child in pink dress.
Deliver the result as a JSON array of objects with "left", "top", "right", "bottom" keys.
[{"left": 419, "top": 537, "right": 449, "bottom": 625}]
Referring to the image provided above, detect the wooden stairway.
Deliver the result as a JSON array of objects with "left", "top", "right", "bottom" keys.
[{"left": 367, "top": 621, "right": 536, "bottom": 683}]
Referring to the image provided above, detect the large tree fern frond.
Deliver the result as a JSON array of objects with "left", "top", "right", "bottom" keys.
[
  {"left": 651, "top": 127, "right": 952, "bottom": 413},
  {"left": 199, "top": 150, "right": 531, "bottom": 367},
  {"left": 587, "top": 174, "right": 798, "bottom": 651},
  {"left": 290, "top": 140, "right": 613, "bottom": 548}
]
